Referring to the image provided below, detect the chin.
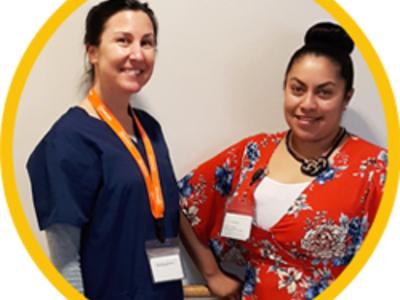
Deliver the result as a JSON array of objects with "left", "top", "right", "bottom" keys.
[
  {"left": 120, "top": 83, "right": 144, "bottom": 94},
  {"left": 127, "top": 86, "right": 143, "bottom": 94},
  {"left": 290, "top": 127, "right": 321, "bottom": 142},
  {"left": 125, "top": 77, "right": 151, "bottom": 93}
]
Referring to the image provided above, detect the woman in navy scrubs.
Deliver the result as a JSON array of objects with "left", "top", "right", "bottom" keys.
[{"left": 27, "top": 1, "right": 183, "bottom": 299}]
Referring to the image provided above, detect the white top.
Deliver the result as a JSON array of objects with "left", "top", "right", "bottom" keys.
[{"left": 254, "top": 176, "right": 310, "bottom": 230}]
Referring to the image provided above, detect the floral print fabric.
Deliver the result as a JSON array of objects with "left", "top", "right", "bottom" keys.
[{"left": 179, "top": 132, "right": 386, "bottom": 299}]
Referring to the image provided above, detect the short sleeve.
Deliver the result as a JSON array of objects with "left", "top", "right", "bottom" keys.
[
  {"left": 178, "top": 137, "right": 256, "bottom": 245},
  {"left": 27, "top": 128, "right": 102, "bottom": 230}
]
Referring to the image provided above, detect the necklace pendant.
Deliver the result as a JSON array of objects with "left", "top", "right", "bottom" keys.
[
  {"left": 301, "top": 157, "right": 329, "bottom": 177},
  {"left": 285, "top": 128, "right": 347, "bottom": 177}
]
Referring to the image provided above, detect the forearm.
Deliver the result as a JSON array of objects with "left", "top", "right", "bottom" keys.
[
  {"left": 180, "top": 213, "right": 241, "bottom": 298},
  {"left": 179, "top": 212, "right": 222, "bottom": 280}
]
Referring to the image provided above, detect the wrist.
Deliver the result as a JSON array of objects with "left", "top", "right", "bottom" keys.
[{"left": 203, "top": 268, "right": 222, "bottom": 284}]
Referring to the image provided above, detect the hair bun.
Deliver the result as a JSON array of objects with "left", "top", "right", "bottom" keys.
[{"left": 304, "top": 22, "right": 354, "bottom": 55}]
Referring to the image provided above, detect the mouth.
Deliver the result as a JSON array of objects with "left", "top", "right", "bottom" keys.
[
  {"left": 121, "top": 68, "right": 144, "bottom": 76},
  {"left": 295, "top": 115, "right": 322, "bottom": 124}
]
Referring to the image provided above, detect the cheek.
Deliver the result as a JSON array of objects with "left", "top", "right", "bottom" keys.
[
  {"left": 108, "top": 48, "right": 126, "bottom": 62},
  {"left": 283, "top": 99, "right": 294, "bottom": 124},
  {"left": 322, "top": 102, "right": 345, "bottom": 122},
  {"left": 101, "top": 44, "right": 127, "bottom": 59},
  {"left": 283, "top": 94, "right": 296, "bottom": 114},
  {"left": 144, "top": 52, "right": 156, "bottom": 66}
]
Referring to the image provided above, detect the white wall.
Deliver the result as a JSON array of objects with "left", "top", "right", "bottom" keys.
[{"left": 13, "top": 0, "right": 386, "bottom": 290}]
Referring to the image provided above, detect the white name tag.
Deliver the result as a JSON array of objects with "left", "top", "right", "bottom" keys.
[
  {"left": 221, "top": 212, "right": 253, "bottom": 241},
  {"left": 149, "top": 253, "right": 184, "bottom": 283},
  {"left": 145, "top": 238, "right": 184, "bottom": 283}
]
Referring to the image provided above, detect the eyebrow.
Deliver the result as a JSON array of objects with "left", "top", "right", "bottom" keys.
[
  {"left": 113, "top": 30, "right": 154, "bottom": 37},
  {"left": 289, "top": 77, "right": 336, "bottom": 88}
]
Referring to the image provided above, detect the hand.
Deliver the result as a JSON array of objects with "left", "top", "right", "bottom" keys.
[{"left": 206, "top": 271, "right": 241, "bottom": 299}]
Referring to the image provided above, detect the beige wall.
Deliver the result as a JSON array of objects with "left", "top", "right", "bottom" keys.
[{"left": 13, "top": 0, "right": 386, "bottom": 290}]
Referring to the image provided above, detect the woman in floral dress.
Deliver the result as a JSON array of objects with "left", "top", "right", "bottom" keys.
[{"left": 179, "top": 22, "right": 387, "bottom": 299}]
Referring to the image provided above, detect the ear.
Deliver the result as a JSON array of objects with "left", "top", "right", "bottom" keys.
[
  {"left": 87, "top": 44, "right": 99, "bottom": 65},
  {"left": 343, "top": 88, "right": 354, "bottom": 110}
]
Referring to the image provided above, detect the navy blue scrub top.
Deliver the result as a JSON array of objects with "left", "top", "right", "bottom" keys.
[{"left": 27, "top": 107, "right": 183, "bottom": 300}]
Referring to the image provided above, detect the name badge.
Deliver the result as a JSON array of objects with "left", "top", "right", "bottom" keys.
[
  {"left": 145, "top": 238, "right": 184, "bottom": 283},
  {"left": 221, "top": 212, "right": 253, "bottom": 241}
]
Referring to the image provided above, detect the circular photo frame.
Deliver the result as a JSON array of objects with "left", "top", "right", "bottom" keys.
[{"left": 1, "top": 1, "right": 399, "bottom": 299}]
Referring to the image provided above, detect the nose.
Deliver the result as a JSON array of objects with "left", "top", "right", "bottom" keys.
[
  {"left": 128, "top": 43, "right": 144, "bottom": 61},
  {"left": 300, "top": 92, "right": 317, "bottom": 111}
]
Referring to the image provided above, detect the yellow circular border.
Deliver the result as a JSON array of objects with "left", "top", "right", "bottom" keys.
[
  {"left": 0, "top": 1, "right": 398, "bottom": 299},
  {"left": 314, "top": 1, "right": 400, "bottom": 299}
]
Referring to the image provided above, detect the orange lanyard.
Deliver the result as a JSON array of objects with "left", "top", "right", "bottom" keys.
[{"left": 88, "top": 89, "right": 164, "bottom": 220}]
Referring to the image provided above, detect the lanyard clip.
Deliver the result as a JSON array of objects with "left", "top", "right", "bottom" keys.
[{"left": 250, "top": 168, "right": 265, "bottom": 185}]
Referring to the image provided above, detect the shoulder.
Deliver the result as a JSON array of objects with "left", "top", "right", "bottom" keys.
[
  {"left": 47, "top": 107, "right": 97, "bottom": 140},
  {"left": 238, "top": 131, "right": 285, "bottom": 148},
  {"left": 218, "top": 131, "right": 285, "bottom": 158},
  {"left": 348, "top": 134, "right": 387, "bottom": 160},
  {"left": 345, "top": 134, "right": 387, "bottom": 172},
  {"left": 28, "top": 107, "right": 101, "bottom": 165}
]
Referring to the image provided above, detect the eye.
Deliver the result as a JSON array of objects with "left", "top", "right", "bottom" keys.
[
  {"left": 116, "top": 36, "right": 130, "bottom": 46},
  {"left": 141, "top": 38, "right": 156, "bottom": 49},
  {"left": 317, "top": 88, "right": 333, "bottom": 99},
  {"left": 290, "top": 84, "right": 305, "bottom": 96}
]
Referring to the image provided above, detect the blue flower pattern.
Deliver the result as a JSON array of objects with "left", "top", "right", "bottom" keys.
[
  {"left": 305, "top": 271, "right": 331, "bottom": 300},
  {"left": 244, "top": 142, "right": 260, "bottom": 170},
  {"left": 178, "top": 172, "right": 193, "bottom": 197},
  {"left": 214, "top": 164, "right": 234, "bottom": 197},
  {"left": 209, "top": 239, "right": 223, "bottom": 257},
  {"left": 333, "top": 215, "right": 369, "bottom": 266},
  {"left": 242, "top": 264, "right": 257, "bottom": 295},
  {"left": 316, "top": 167, "right": 335, "bottom": 185}
]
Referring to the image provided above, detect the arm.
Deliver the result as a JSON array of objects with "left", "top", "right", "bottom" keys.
[
  {"left": 180, "top": 213, "right": 241, "bottom": 298},
  {"left": 179, "top": 137, "right": 264, "bottom": 298},
  {"left": 45, "top": 224, "right": 84, "bottom": 294}
]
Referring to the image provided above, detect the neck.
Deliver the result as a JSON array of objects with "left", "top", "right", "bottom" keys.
[
  {"left": 92, "top": 83, "right": 132, "bottom": 121},
  {"left": 289, "top": 127, "right": 344, "bottom": 159},
  {"left": 91, "top": 83, "right": 136, "bottom": 135}
]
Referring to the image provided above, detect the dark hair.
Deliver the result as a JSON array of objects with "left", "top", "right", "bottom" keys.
[
  {"left": 84, "top": 0, "right": 158, "bottom": 84},
  {"left": 284, "top": 22, "right": 354, "bottom": 92}
]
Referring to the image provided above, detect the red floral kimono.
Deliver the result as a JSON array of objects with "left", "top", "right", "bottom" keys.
[{"left": 179, "top": 132, "right": 386, "bottom": 299}]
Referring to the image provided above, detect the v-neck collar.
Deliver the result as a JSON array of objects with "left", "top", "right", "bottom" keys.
[{"left": 249, "top": 131, "right": 354, "bottom": 233}]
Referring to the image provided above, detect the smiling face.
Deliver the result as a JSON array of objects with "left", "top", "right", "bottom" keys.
[
  {"left": 284, "top": 54, "right": 353, "bottom": 146},
  {"left": 87, "top": 10, "right": 156, "bottom": 95}
]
